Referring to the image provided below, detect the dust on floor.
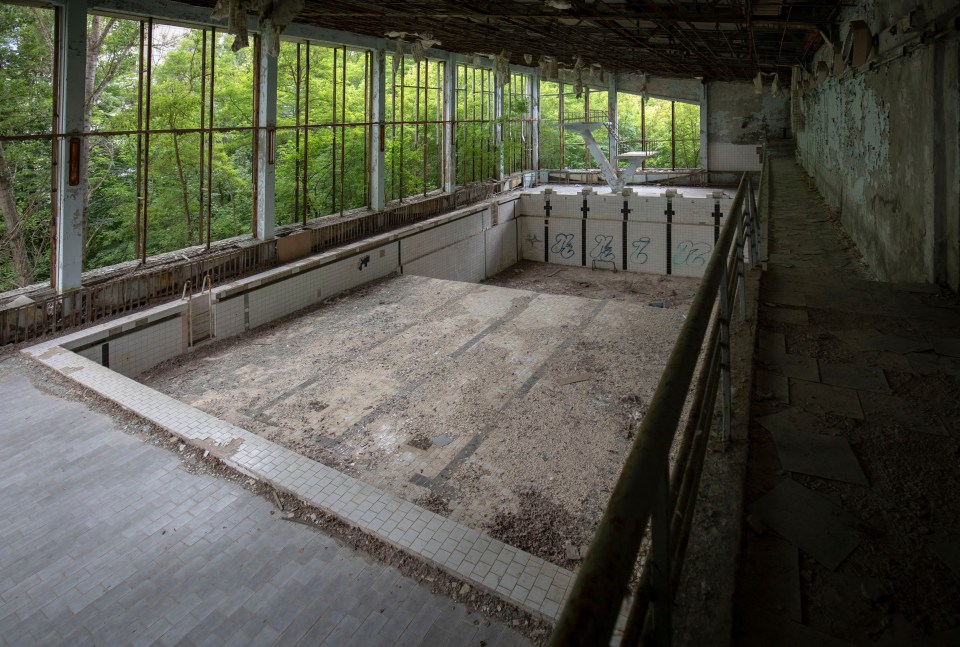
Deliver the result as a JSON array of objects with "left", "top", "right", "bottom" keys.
[{"left": 140, "top": 273, "right": 690, "bottom": 569}]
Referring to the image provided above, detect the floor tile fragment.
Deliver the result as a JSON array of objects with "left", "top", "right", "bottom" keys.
[{"left": 749, "top": 479, "right": 862, "bottom": 570}]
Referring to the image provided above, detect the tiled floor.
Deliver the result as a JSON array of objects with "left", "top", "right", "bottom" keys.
[
  {"left": 24, "top": 309, "right": 582, "bottom": 624},
  {"left": 0, "top": 368, "right": 533, "bottom": 646}
]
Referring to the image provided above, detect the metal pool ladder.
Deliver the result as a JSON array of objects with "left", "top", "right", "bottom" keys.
[{"left": 182, "top": 275, "right": 213, "bottom": 348}]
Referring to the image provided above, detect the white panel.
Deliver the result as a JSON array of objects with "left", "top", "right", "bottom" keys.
[
  {"left": 322, "top": 242, "right": 399, "bottom": 297},
  {"left": 485, "top": 220, "right": 518, "bottom": 277},
  {"left": 214, "top": 297, "right": 246, "bottom": 339},
  {"left": 517, "top": 193, "right": 542, "bottom": 216},
  {"left": 109, "top": 318, "right": 183, "bottom": 377},
  {"left": 546, "top": 217, "right": 583, "bottom": 267},
  {"left": 499, "top": 199, "right": 517, "bottom": 222},
  {"left": 519, "top": 217, "right": 546, "bottom": 261},
  {"left": 670, "top": 224, "right": 715, "bottom": 278},
  {"left": 585, "top": 219, "right": 622, "bottom": 269},
  {"left": 404, "top": 235, "right": 485, "bottom": 283},
  {"left": 400, "top": 213, "right": 483, "bottom": 264},
  {"left": 626, "top": 222, "right": 667, "bottom": 274}
]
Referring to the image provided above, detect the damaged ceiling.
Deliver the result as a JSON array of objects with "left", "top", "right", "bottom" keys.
[{"left": 183, "top": 0, "right": 853, "bottom": 81}]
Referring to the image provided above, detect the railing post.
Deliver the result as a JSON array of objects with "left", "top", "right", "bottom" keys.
[
  {"left": 719, "top": 263, "right": 732, "bottom": 444},
  {"left": 736, "top": 208, "right": 746, "bottom": 321},
  {"left": 651, "top": 466, "right": 672, "bottom": 645},
  {"left": 746, "top": 177, "right": 760, "bottom": 269}
]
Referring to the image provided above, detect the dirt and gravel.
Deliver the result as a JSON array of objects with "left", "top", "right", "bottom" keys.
[{"left": 139, "top": 268, "right": 700, "bottom": 571}]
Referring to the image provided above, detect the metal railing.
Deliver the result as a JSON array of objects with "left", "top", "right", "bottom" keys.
[
  {"left": 0, "top": 177, "right": 514, "bottom": 347},
  {"left": 549, "top": 150, "right": 765, "bottom": 646}
]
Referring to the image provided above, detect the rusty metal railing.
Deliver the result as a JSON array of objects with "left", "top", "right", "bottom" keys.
[{"left": 548, "top": 148, "right": 765, "bottom": 646}]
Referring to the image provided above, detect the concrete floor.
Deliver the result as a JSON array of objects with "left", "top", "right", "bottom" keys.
[
  {"left": 735, "top": 152, "right": 960, "bottom": 644},
  {"left": 0, "top": 363, "right": 532, "bottom": 646}
]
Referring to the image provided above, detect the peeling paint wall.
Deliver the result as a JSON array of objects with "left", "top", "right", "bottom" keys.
[
  {"left": 707, "top": 81, "right": 791, "bottom": 144},
  {"left": 795, "top": 0, "right": 960, "bottom": 288}
]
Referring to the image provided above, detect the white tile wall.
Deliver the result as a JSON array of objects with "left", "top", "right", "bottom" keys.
[
  {"left": 585, "top": 219, "right": 622, "bottom": 269},
  {"left": 322, "top": 243, "right": 399, "bottom": 297},
  {"left": 400, "top": 213, "right": 483, "bottom": 264},
  {"left": 517, "top": 193, "right": 542, "bottom": 216},
  {"left": 626, "top": 222, "right": 668, "bottom": 274},
  {"left": 670, "top": 224, "right": 716, "bottom": 278},
  {"left": 404, "top": 234, "right": 486, "bottom": 283},
  {"left": 545, "top": 217, "right": 583, "bottom": 267},
  {"left": 519, "top": 217, "right": 546, "bottom": 262},
  {"left": 214, "top": 296, "right": 246, "bottom": 340},
  {"left": 485, "top": 220, "right": 518, "bottom": 277},
  {"left": 108, "top": 317, "right": 183, "bottom": 377}
]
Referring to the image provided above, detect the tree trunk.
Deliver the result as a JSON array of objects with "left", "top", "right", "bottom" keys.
[
  {"left": 0, "top": 142, "right": 33, "bottom": 287},
  {"left": 171, "top": 129, "right": 194, "bottom": 246}
]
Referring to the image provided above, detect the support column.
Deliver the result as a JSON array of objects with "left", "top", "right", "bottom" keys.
[
  {"left": 531, "top": 72, "right": 540, "bottom": 172},
  {"left": 54, "top": 0, "right": 87, "bottom": 293},
  {"left": 700, "top": 80, "right": 709, "bottom": 173},
  {"left": 255, "top": 23, "right": 277, "bottom": 241},
  {"left": 494, "top": 74, "right": 504, "bottom": 180},
  {"left": 607, "top": 73, "right": 618, "bottom": 171},
  {"left": 369, "top": 47, "right": 386, "bottom": 211},
  {"left": 442, "top": 54, "right": 456, "bottom": 193}
]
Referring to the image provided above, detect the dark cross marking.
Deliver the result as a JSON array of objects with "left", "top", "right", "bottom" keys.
[
  {"left": 544, "top": 202, "right": 550, "bottom": 263},
  {"left": 665, "top": 199, "right": 675, "bottom": 275},
  {"left": 358, "top": 254, "right": 370, "bottom": 270},
  {"left": 713, "top": 200, "right": 723, "bottom": 245},
  {"left": 581, "top": 198, "right": 590, "bottom": 266},
  {"left": 621, "top": 200, "right": 631, "bottom": 270}
]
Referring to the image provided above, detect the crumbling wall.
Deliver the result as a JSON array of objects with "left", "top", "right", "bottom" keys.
[
  {"left": 795, "top": 0, "right": 959, "bottom": 288},
  {"left": 707, "top": 81, "right": 791, "bottom": 145}
]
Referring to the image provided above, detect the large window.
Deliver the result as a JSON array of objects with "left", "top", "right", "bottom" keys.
[
  {"left": 385, "top": 55, "right": 443, "bottom": 202},
  {"left": 0, "top": 4, "right": 56, "bottom": 290},
  {"left": 538, "top": 81, "right": 610, "bottom": 170},
  {"left": 502, "top": 72, "right": 533, "bottom": 175},
  {"left": 276, "top": 42, "right": 371, "bottom": 225},
  {"left": 454, "top": 63, "right": 494, "bottom": 184},
  {"left": 617, "top": 93, "right": 701, "bottom": 169}
]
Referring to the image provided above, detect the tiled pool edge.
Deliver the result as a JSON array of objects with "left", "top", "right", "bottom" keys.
[{"left": 23, "top": 341, "right": 587, "bottom": 625}]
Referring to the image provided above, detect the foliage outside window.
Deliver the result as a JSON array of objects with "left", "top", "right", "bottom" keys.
[
  {"left": 385, "top": 55, "right": 443, "bottom": 202},
  {"left": 617, "top": 93, "right": 701, "bottom": 169},
  {"left": 276, "top": 42, "right": 370, "bottom": 226},
  {"left": 502, "top": 72, "right": 533, "bottom": 176},
  {"left": 454, "top": 64, "right": 494, "bottom": 184},
  {"left": 0, "top": 4, "right": 54, "bottom": 290}
]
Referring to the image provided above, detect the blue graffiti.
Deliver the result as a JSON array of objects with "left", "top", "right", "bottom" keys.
[
  {"left": 550, "top": 233, "right": 576, "bottom": 259},
  {"left": 590, "top": 235, "right": 615, "bottom": 261},
  {"left": 631, "top": 237, "right": 651, "bottom": 264},
  {"left": 673, "top": 241, "right": 712, "bottom": 267}
]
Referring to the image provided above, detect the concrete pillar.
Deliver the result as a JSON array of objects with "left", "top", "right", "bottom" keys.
[
  {"left": 369, "top": 47, "right": 386, "bottom": 211},
  {"left": 699, "top": 81, "right": 709, "bottom": 172},
  {"left": 531, "top": 72, "right": 540, "bottom": 172},
  {"left": 54, "top": 0, "right": 87, "bottom": 293},
  {"left": 255, "top": 23, "right": 277, "bottom": 241},
  {"left": 608, "top": 73, "right": 618, "bottom": 170},
  {"left": 494, "top": 74, "right": 504, "bottom": 180},
  {"left": 442, "top": 54, "right": 456, "bottom": 192}
]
